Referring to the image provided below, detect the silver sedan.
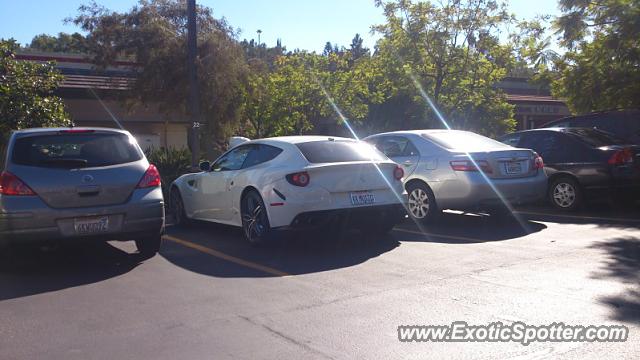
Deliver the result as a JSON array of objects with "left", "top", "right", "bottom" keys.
[{"left": 364, "top": 130, "right": 547, "bottom": 222}]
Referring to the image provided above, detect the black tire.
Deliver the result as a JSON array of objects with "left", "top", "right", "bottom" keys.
[
  {"left": 170, "top": 187, "right": 190, "bottom": 227},
  {"left": 241, "top": 190, "right": 273, "bottom": 245},
  {"left": 135, "top": 233, "right": 162, "bottom": 257},
  {"left": 548, "top": 176, "right": 583, "bottom": 211},
  {"left": 406, "top": 182, "right": 439, "bottom": 223}
]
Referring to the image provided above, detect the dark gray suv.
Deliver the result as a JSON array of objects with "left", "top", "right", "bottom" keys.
[{"left": 0, "top": 128, "right": 164, "bottom": 255}]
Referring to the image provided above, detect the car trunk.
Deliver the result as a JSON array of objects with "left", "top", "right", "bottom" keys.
[
  {"left": 461, "top": 149, "right": 538, "bottom": 179},
  {"left": 14, "top": 162, "right": 146, "bottom": 209},
  {"left": 305, "top": 161, "right": 398, "bottom": 193}
]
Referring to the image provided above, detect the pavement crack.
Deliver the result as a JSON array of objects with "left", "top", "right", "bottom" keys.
[{"left": 238, "top": 315, "right": 335, "bottom": 360}]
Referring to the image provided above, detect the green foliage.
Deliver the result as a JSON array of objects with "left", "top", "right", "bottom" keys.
[
  {"left": 0, "top": 39, "right": 70, "bottom": 142},
  {"left": 145, "top": 146, "right": 192, "bottom": 199},
  {"left": 371, "top": 0, "right": 516, "bottom": 136},
  {"left": 70, "top": 0, "right": 249, "bottom": 157},
  {"left": 27, "top": 32, "right": 89, "bottom": 54},
  {"left": 551, "top": 0, "right": 640, "bottom": 113}
]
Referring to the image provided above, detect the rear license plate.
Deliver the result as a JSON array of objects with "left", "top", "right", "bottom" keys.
[
  {"left": 74, "top": 216, "right": 109, "bottom": 235},
  {"left": 350, "top": 191, "right": 376, "bottom": 206},
  {"left": 505, "top": 161, "right": 523, "bottom": 174}
]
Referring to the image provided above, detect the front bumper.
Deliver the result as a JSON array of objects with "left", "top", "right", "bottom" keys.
[{"left": 0, "top": 187, "right": 165, "bottom": 245}]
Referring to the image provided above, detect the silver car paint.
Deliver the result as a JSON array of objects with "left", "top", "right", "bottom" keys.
[
  {"left": 0, "top": 128, "right": 164, "bottom": 244},
  {"left": 365, "top": 130, "right": 547, "bottom": 211}
]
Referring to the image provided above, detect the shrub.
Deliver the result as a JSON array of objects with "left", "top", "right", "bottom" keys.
[{"left": 145, "top": 147, "right": 192, "bottom": 200}]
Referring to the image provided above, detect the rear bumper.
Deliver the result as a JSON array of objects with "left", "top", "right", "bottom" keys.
[
  {"left": 0, "top": 187, "right": 164, "bottom": 245},
  {"left": 436, "top": 171, "right": 547, "bottom": 210},
  {"left": 284, "top": 204, "right": 406, "bottom": 230}
]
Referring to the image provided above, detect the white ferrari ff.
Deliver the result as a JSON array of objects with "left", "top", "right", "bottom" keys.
[{"left": 170, "top": 136, "right": 407, "bottom": 244}]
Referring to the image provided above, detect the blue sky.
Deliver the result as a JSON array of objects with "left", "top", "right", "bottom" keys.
[{"left": 0, "top": 0, "right": 561, "bottom": 52}]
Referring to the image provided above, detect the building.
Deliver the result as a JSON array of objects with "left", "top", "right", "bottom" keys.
[
  {"left": 498, "top": 77, "right": 571, "bottom": 130},
  {"left": 15, "top": 51, "right": 190, "bottom": 150}
]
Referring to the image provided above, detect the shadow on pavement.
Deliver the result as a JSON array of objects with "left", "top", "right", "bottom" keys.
[
  {"left": 516, "top": 203, "right": 640, "bottom": 229},
  {"left": 589, "top": 236, "right": 640, "bottom": 324},
  {"left": 395, "top": 211, "right": 547, "bottom": 243},
  {"left": 161, "top": 220, "right": 400, "bottom": 278},
  {"left": 0, "top": 241, "right": 142, "bottom": 301}
]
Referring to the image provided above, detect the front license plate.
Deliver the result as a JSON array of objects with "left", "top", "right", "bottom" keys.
[
  {"left": 74, "top": 216, "right": 109, "bottom": 235},
  {"left": 350, "top": 191, "right": 376, "bottom": 206},
  {"left": 505, "top": 161, "right": 523, "bottom": 174}
]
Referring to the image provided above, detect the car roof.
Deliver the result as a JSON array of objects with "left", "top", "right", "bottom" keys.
[
  {"left": 366, "top": 129, "right": 474, "bottom": 138},
  {"left": 503, "top": 127, "right": 599, "bottom": 136},
  {"left": 249, "top": 135, "right": 357, "bottom": 145},
  {"left": 11, "top": 127, "right": 131, "bottom": 136},
  {"left": 544, "top": 109, "right": 640, "bottom": 126}
]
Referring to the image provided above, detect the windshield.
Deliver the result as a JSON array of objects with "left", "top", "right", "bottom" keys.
[
  {"left": 296, "top": 140, "right": 387, "bottom": 163},
  {"left": 424, "top": 131, "right": 511, "bottom": 151},
  {"left": 12, "top": 132, "right": 143, "bottom": 168}
]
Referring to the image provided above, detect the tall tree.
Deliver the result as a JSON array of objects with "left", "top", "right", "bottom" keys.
[
  {"left": 0, "top": 39, "right": 70, "bottom": 142},
  {"left": 27, "top": 32, "right": 89, "bottom": 54},
  {"left": 552, "top": 0, "right": 640, "bottom": 113},
  {"left": 372, "top": 0, "right": 516, "bottom": 136},
  {"left": 349, "top": 33, "right": 370, "bottom": 60},
  {"left": 70, "top": 0, "right": 249, "bottom": 156}
]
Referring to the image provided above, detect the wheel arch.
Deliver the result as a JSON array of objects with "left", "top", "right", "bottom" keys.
[
  {"left": 239, "top": 186, "right": 272, "bottom": 223},
  {"left": 547, "top": 172, "right": 582, "bottom": 189},
  {"left": 405, "top": 178, "right": 433, "bottom": 193}
]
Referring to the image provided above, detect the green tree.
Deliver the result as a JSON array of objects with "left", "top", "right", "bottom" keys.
[
  {"left": 372, "top": 0, "right": 516, "bottom": 136},
  {"left": 552, "top": 0, "right": 640, "bottom": 113},
  {"left": 349, "top": 33, "right": 370, "bottom": 60},
  {"left": 70, "top": 0, "right": 249, "bottom": 156},
  {"left": 0, "top": 39, "right": 70, "bottom": 142},
  {"left": 27, "top": 32, "right": 89, "bottom": 54}
]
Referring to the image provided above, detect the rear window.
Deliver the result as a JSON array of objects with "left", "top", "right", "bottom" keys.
[
  {"left": 424, "top": 131, "right": 510, "bottom": 151},
  {"left": 296, "top": 140, "right": 387, "bottom": 163},
  {"left": 11, "top": 132, "right": 144, "bottom": 168},
  {"left": 564, "top": 128, "right": 627, "bottom": 147}
]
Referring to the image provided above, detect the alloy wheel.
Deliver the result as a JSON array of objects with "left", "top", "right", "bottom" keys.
[
  {"left": 242, "top": 195, "right": 267, "bottom": 243},
  {"left": 552, "top": 182, "right": 576, "bottom": 208},
  {"left": 408, "top": 188, "right": 430, "bottom": 219}
]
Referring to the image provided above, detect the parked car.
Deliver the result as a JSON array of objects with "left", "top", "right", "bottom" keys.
[
  {"left": 542, "top": 109, "right": 640, "bottom": 145},
  {"left": 0, "top": 128, "right": 165, "bottom": 255},
  {"left": 170, "top": 136, "right": 407, "bottom": 244},
  {"left": 364, "top": 130, "right": 547, "bottom": 222},
  {"left": 498, "top": 128, "right": 640, "bottom": 210}
]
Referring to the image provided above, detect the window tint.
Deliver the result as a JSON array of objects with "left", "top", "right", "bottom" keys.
[
  {"left": 242, "top": 144, "right": 283, "bottom": 169},
  {"left": 564, "top": 128, "right": 627, "bottom": 147},
  {"left": 519, "top": 132, "right": 558, "bottom": 157},
  {"left": 376, "top": 136, "right": 419, "bottom": 157},
  {"left": 296, "top": 140, "right": 387, "bottom": 163},
  {"left": 212, "top": 145, "right": 252, "bottom": 171},
  {"left": 424, "top": 131, "right": 510, "bottom": 151},
  {"left": 499, "top": 133, "right": 522, "bottom": 147},
  {"left": 11, "top": 133, "right": 143, "bottom": 168}
]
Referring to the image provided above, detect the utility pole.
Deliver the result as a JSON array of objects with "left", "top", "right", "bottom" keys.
[
  {"left": 257, "top": 29, "right": 262, "bottom": 46},
  {"left": 187, "top": 0, "right": 201, "bottom": 169}
]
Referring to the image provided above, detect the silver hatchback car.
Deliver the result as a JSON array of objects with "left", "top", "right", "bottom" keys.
[
  {"left": 364, "top": 130, "right": 547, "bottom": 222},
  {"left": 0, "top": 128, "right": 164, "bottom": 255}
]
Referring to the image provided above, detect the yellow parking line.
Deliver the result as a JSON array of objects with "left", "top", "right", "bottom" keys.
[
  {"left": 514, "top": 210, "right": 640, "bottom": 223},
  {"left": 163, "top": 235, "right": 291, "bottom": 277},
  {"left": 393, "top": 227, "right": 484, "bottom": 243}
]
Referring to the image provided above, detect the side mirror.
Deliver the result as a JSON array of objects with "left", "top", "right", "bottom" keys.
[{"left": 199, "top": 161, "right": 211, "bottom": 172}]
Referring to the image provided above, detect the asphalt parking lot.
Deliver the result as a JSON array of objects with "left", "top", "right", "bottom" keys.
[{"left": 1, "top": 205, "right": 639, "bottom": 359}]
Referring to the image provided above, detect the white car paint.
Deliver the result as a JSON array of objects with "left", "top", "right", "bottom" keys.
[{"left": 171, "top": 136, "right": 407, "bottom": 229}]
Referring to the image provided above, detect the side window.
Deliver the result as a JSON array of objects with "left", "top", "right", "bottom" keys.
[
  {"left": 519, "top": 132, "right": 560, "bottom": 162},
  {"left": 376, "top": 136, "right": 419, "bottom": 158},
  {"left": 242, "top": 144, "right": 283, "bottom": 169},
  {"left": 499, "top": 133, "right": 521, "bottom": 147},
  {"left": 212, "top": 145, "right": 252, "bottom": 172}
]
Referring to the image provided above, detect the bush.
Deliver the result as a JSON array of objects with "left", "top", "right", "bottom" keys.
[{"left": 145, "top": 147, "right": 192, "bottom": 200}]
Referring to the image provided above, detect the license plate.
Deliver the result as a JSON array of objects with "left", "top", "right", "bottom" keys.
[
  {"left": 74, "top": 216, "right": 109, "bottom": 235},
  {"left": 350, "top": 191, "right": 376, "bottom": 206},
  {"left": 505, "top": 161, "right": 523, "bottom": 174}
]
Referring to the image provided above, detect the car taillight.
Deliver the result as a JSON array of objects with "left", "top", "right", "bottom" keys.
[
  {"left": 533, "top": 153, "right": 544, "bottom": 169},
  {"left": 608, "top": 148, "right": 634, "bottom": 166},
  {"left": 137, "top": 164, "right": 161, "bottom": 188},
  {"left": 450, "top": 160, "right": 493, "bottom": 174},
  {"left": 393, "top": 165, "right": 404, "bottom": 180},
  {"left": 286, "top": 171, "right": 310, "bottom": 187},
  {"left": 0, "top": 171, "right": 36, "bottom": 196}
]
